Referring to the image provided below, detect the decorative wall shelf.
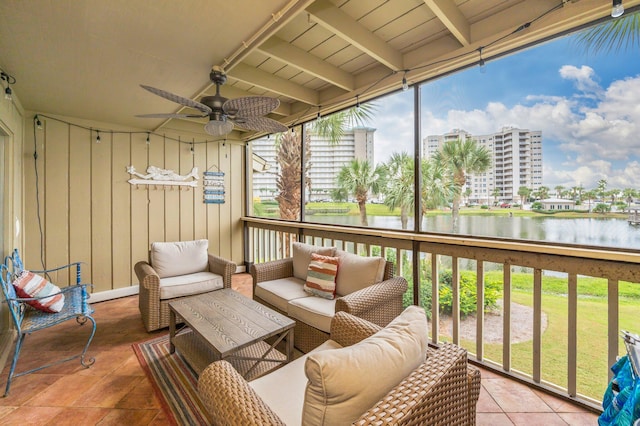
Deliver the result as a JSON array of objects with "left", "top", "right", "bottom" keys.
[{"left": 203, "top": 168, "right": 225, "bottom": 204}]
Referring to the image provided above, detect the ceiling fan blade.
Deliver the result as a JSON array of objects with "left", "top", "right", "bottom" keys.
[
  {"left": 223, "top": 96, "right": 279, "bottom": 117},
  {"left": 136, "top": 113, "right": 207, "bottom": 119},
  {"left": 140, "top": 84, "right": 212, "bottom": 114},
  {"left": 233, "top": 116, "right": 288, "bottom": 133},
  {"left": 204, "top": 119, "right": 234, "bottom": 137}
]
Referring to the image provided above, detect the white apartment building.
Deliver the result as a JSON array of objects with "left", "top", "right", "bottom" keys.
[
  {"left": 423, "top": 127, "right": 542, "bottom": 204},
  {"left": 251, "top": 127, "right": 376, "bottom": 202}
]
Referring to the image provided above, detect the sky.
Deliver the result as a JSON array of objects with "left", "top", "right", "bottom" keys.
[{"left": 370, "top": 30, "right": 640, "bottom": 191}]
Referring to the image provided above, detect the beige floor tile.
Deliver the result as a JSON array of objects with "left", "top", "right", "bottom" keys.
[{"left": 482, "top": 378, "right": 553, "bottom": 413}]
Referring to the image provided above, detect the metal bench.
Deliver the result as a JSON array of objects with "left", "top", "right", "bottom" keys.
[{"left": 0, "top": 249, "right": 96, "bottom": 396}]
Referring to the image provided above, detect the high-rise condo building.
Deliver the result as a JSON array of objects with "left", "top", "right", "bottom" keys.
[
  {"left": 252, "top": 127, "right": 376, "bottom": 202},
  {"left": 423, "top": 127, "right": 542, "bottom": 204}
]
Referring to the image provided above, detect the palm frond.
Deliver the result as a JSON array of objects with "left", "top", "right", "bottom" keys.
[{"left": 574, "top": 11, "right": 640, "bottom": 55}]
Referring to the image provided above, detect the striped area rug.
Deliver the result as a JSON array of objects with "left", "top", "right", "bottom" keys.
[{"left": 132, "top": 334, "right": 212, "bottom": 426}]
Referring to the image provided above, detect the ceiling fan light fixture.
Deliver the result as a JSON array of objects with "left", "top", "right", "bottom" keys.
[
  {"left": 204, "top": 119, "right": 234, "bottom": 137},
  {"left": 611, "top": 0, "right": 624, "bottom": 17}
]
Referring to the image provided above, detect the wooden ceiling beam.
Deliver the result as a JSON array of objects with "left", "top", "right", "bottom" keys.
[
  {"left": 306, "top": 0, "right": 404, "bottom": 71},
  {"left": 229, "top": 63, "right": 319, "bottom": 105},
  {"left": 423, "top": 0, "right": 471, "bottom": 46},
  {"left": 258, "top": 36, "right": 355, "bottom": 91}
]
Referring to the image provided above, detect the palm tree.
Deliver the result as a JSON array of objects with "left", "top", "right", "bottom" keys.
[
  {"left": 623, "top": 188, "right": 638, "bottom": 209},
  {"left": 584, "top": 189, "right": 597, "bottom": 213},
  {"left": 597, "top": 179, "right": 607, "bottom": 201},
  {"left": 382, "top": 154, "right": 455, "bottom": 229},
  {"left": 463, "top": 187, "right": 472, "bottom": 205},
  {"left": 492, "top": 187, "right": 500, "bottom": 206},
  {"left": 433, "top": 139, "right": 491, "bottom": 228},
  {"left": 518, "top": 186, "right": 531, "bottom": 209},
  {"left": 534, "top": 186, "right": 549, "bottom": 201},
  {"left": 554, "top": 185, "right": 565, "bottom": 199},
  {"left": 274, "top": 104, "right": 375, "bottom": 221},
  {"left": 382, "top": 152, "right": 413, "bottom": 229},
  {"left": 335, "top": 159, "right": 385, "bottom": 226},
  {"left": 274, "top": 129, "right": 309, "bottom": 220},
  {"left": 421, "top": 157, "right": 456, "bottom": 214}
]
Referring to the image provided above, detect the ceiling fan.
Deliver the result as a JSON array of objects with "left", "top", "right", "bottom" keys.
[{"left": 137, "top": 66, "right": 288, "bottom": 137}]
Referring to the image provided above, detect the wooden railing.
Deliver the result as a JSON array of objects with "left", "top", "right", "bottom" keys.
[{"left": 243, "top": 216, "right": 640, "bottom": 409}]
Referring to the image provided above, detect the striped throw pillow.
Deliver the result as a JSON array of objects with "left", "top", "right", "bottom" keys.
[
  {"left": 304, "top": 253, "right": 340, "bottom": 300},
  {"left": 12, "top": 270, "right": 65, "bottom": 313}
]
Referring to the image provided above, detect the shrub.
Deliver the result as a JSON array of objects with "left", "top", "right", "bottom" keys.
[
  {"left": 437, "top": 270, "right": 501, "bottom": 316},
  {"left": 593, "top": 203, "right": 611, "bottom": 213}
]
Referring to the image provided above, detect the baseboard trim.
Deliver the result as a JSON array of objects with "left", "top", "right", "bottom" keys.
[{"left": 89, "top": 285, "right": 139, "bottom": 303}]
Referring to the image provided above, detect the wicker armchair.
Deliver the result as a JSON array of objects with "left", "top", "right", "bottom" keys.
[
  {"left": 199, "top": 311, "right": 481, "bottom": 425},
  {"left": 135, "top": 240, "right": 236, "bottom": 332},
  {"left": 252, "top": 257, "right": 407, "bottom": 353}
]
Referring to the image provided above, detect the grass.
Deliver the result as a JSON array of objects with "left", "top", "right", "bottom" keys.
[
  {"left": 454, "top": 271, "right": 639, "bottom": 400},
  {"left": 257, "top": 201, "right": 628, "bottom": 220}
]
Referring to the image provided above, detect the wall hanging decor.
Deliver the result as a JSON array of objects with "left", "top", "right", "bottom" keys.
[
  {"left": 126, "top": 165, "right": 199, "bottom": 189},
  {"left": 203, "top": 166, "right": 225, "bottom": 204}
]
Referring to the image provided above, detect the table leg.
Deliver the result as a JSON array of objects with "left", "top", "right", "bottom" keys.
[
  {"left": 169, "top": 309, "right": 176, "bottom": 354},
  {"left": 286, "top": 328, "right": 294, "bottom": 363}
]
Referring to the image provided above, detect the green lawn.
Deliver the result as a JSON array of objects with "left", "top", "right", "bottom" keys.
[
  {"left": 257, "top": 201, "right": 628, "bottom": 220},
  {"left": 456, "top": 272, "right": 639, "bottom": 400}
]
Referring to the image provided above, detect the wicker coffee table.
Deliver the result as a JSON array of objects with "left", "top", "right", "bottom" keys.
[{"left": 169, "top": 289, "right": 294, "bottom": 380}]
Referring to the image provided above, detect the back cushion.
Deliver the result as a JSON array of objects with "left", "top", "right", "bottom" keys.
[
  {"left": 335, "top": 250, "right": 386, "bottom": 296},
  {"left": 292, "top": 242, "right": 336, "bottom": 280},
  {"left": 302, "top": 306, "right": 429, "bottom": 425},
  {"left": 151, "top": 239, "right": 209, "bottom": 278}
]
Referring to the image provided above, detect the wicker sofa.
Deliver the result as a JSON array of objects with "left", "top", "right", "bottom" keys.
[
  {"left": 199, "top": 308, "right": 481, "bottom": 425},
  {"left": 134, "top": 239, "right": 236, "bottom": 332},
  {"left": 251, "top": 242, "right": 408, "bottom": 353}
]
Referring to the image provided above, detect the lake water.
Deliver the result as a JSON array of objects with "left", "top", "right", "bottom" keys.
[{"left": 307, "top": 214, "right": 640, "bottom": 251}]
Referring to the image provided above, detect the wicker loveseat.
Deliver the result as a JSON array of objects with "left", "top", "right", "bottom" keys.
[
  {"left": 199, "top": 308, "right": 481, "bottom": 425},
  {"left": 251, "top": 242, "right": 408, "bottom": 353},
  {"left": 135, "top": 239, "right": 236, "bottom": 332}
]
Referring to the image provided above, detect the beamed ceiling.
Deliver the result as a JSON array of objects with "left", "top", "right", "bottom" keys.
[{"left": 0, "top": 0, "right": 637, "bottom": 140}]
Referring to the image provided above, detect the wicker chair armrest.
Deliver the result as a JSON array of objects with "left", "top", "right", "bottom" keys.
[
  {"left": 250, "top": 258, "right": 294, "bottom": 286},
  {"left": 208, "top": 254, "right": 237, "bottom": 289},
  {"left": 330, "top": 311, "right": 382, "bottom": 347},
  {"left": 354, "top": 343, "right": 472, "bottom": 425},
  {"left": 198, "top": 360, "right": 286, "bottom": 426},
  {"left": 134, "top": 261, "right": 160, "bottom": 291},
  {"left": 336, "top": 277, "right": 408, "bottom": 317}
]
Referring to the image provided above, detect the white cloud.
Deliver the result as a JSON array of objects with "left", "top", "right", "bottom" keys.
[
  {"left": 373, "top": 65, "right": 640, "bottom": 189},
  {"left": 559, "top": 65, "right": 602, "bottom": 95}
]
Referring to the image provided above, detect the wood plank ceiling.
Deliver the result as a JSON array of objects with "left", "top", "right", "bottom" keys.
[{"left": 0, "top": 0, "right": 634, "bottom": 140}]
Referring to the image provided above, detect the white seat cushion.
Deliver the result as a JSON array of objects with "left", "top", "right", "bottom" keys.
[
  {"left": 159, "top": 271, "right": 223, "bottom": 299},
  {"left": 151, "top": 239, "right": 209, "bottom": 278},
  {"left": 302, "top": 306, "right": 429, "bottom": 425},
  {"left": 288, "top": 296, "right": 336, "bottom": 333},
  {"left": 250, "top": 339, "right": 342, "bottom": 426},
  {"left": 254, "top": 277, "right": 308, "bottom": 312}
]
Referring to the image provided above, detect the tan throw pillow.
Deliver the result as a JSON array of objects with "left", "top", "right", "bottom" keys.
[
  {"left": 304, "top": 253, "right": 340, "bottom": 300},
  {"left": 151, "top": 239, "right": 209, "bottom": 278},
  {"left": 292, "top": 242, "right": 336, "bottom": 280},
  {"left": 334, "top": 250, "right": 386, "bottom": 296},
  {"left": 302, "top": 306, "right": 428, "bottom": 425}
]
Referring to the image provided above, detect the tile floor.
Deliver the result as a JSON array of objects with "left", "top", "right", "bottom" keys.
[{"left": 0, "top": 274, "right": 600, "bottom": 425}]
